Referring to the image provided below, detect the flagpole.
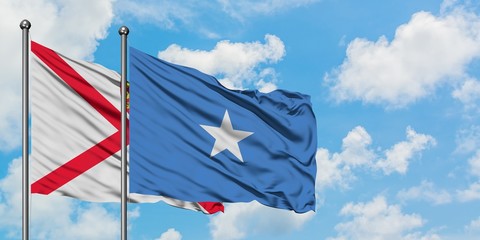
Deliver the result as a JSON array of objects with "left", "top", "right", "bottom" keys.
[
  {"left": 20, "top": 19, "right": 31, "bottom": 240},
  {"left": 119, "top": 25, "right": 129, "bottom": 240}
]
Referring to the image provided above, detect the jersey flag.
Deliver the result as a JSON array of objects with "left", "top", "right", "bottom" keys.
[
  {"left": 30, "top": 41, "right": 223, "bottom": 214},
  {"left": 129, "top": 48, "right": 317, "bottom": 213}
]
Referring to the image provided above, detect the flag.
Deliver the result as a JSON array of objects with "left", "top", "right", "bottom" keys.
[
  {"left": 30, "top": 41, "right": 223, "bottom": 214},
  {"left": 129, "top": 48, "right": 317, "bottom": 213}
]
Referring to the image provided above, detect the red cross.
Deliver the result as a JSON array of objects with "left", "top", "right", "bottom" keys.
[{"left": 31, "top": 41, "right": 124, "bottom": 194}]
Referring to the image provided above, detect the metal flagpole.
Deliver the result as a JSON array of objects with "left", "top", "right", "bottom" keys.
[
  {"left": 20, "top": 19, "right": 31, "bottom": 240},
  {"left": 119, "top": 25, "right": 129, "bottom": 240}
]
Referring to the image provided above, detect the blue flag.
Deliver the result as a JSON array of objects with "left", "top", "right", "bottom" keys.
[{"left": 129, "top": 47, "right": 317, "bottom": 213}]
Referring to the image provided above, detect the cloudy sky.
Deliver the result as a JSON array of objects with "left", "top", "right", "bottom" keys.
[{"left": 1, "top": 0, "right": 480, "bottom": 239}]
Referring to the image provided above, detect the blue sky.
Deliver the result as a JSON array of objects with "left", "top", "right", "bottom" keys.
[{"left": 1, "top": 0, "right": 480, "bottom": 239}]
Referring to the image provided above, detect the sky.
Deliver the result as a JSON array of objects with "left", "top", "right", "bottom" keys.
[{"left": 1, "top": 0, "right": 480, "bottom": 239}]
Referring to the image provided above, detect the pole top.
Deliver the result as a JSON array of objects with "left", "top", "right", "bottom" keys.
[
  {"left": 119, "top": 26, "right": 129, "bottom": 36},
  {"left": 19, "top": 19, "right": 31, "bottom": 30}
]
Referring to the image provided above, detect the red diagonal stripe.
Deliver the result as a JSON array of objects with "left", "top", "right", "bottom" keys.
[
  {"left": 31, "top": 41, "right": 121, "bottom": 130},
  {"left": 31, "top": 131, "right": 121, "bottom": 194}
]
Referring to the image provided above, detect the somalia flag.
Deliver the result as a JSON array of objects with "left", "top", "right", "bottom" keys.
[{"left": 129, "top": 47, "right": 317, "bottom": 213}]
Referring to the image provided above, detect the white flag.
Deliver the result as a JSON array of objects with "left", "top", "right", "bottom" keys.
[{"left": 30, "top": 41, "right": 223, "bottom": 214}]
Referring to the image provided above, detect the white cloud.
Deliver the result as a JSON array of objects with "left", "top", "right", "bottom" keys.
[
  {"left": 339, "top": 126, "right": 376, "bottom": 167},
  {"left": 326, "top": 8, "right": 480, "bottom": 108},
  {"left": 217, "top": 0, "right": 319, "bottom": 21},
  {"left": 328, "top": 196, "right": 429, "bottom": 240},
  {"left": 440, "top": 0, "right": 459, "bottom": 13},
  {"left": 36, "top": 203, "right": 119, "bottom": 240},
  {"left": 456, "top": 147, "right": 480, "bottom": 202},
  {"left": 436, "top": 216, "right": 480, "bottom": 240},
  {"left": 126, "top": 206, "right": 141, "bottom": 232},
  {"left": 315, "top": 148, "right": 352, "bottom": 191},
  {"left": 403, "top": 232, "right": 442, "bottom": 240},
  {"left": 115, "top": 0, "right": 194, "bottom": 29},
  {"left": 468, "top": 150, "right": 480, "bottom": 177},
  {"left": 457, "top": 182, "right": 480, "bottom": 202},
  {"left": 397, "top": 180, "right": 452, "bottom": 205},
  {"left": 0, "top": 158, "right": 119, "bottom": 239},
  {"left": 375, "top": 127, "right": 436, "bottom": 175},
  {"left": 116, "top": 0, "right": 319, "bottom": 36},
  {"left": 465, "top": 216, "right": 480, "bottom": 233},
  {"left": 255, "top": 79, "right": 278, "bottom": 93},
  {"left": 0, "top": 0, "right": 115, "bottom": 151},
  {"left": 315, "top": 126, "right": 375, "bottom": 191},
  {"left": 455, "top": 125, "right": 480, "bottom": 154},
  {"left": 316, "top": 126, "right": 435, "bottom": 191},
  {"left": 158, "top": 34, "right": 285, "bottom": 92},
  {"left": 452, "top": 78, "right": 480, "bottom": 112},
  {"left": 155, "top": 228, "right": 182, "bottom": 240},
  {"left": 209, "top": 201, "right": 314, "bottom": 240},
  {"left": 128, "top": 206, "right": 140, "bottom": 219}
]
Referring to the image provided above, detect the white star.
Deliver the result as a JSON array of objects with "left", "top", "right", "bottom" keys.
[{"left": 200, "top": 110, "right": 253, "bottom": 162}]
